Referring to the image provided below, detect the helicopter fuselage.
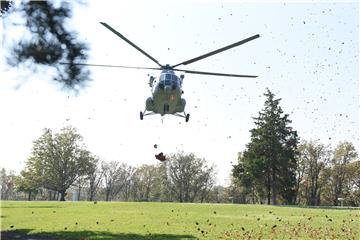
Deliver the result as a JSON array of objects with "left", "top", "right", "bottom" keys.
[{"left": 144, "top": 70, "right": 187, "bottom": 118}]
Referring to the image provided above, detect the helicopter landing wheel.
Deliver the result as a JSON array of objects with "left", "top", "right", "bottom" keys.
[
  {"left": 140, "top": 111, "right": 144, "bottom": 120},
  {"left": 185, "top": 113, "right": 190, "bottom": 122}
]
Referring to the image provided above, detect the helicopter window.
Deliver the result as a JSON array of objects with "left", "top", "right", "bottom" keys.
[
  {"left": 160, "top": 74, "right": 166, "bottom": 81},
  {"left": 166, "top": 74, "right": 172, "bottom": 80}
]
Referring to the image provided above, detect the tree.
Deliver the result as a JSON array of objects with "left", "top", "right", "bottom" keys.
[
  {"left": 115, "top": 164, "right": 135, "bottom": 201},
  {"left": 102, "top": 161, "right": 120, "bottom": 201},
  {"left": 232, "top": 89, "right": 299, "bottom": 205},
  {"left": 226, "top": 178, "right": 252, "bottom": 204},
  {"left": 294, "top": 144, "right": 307, "bottom": 204},
  {"left": 4, "top": 0, "right": 89, "bottom": 90},
  {"left": 131, "top": 164, "right": 162, "bottom": 201},
  {"left": 0, "top": 0, "right": 13, "bottom": 15},
  {"left": 296, "top": 141, "right": 330, "bottom": 205},
  {"left": 346, "top": 160, "right": 360, "bottom": 206},
  {"left": 206, "top": 185, "right": 227, "bottom": 203},
  {"left": 329, "top": 142, "right": 357, "bottom": 205},
  {"left": 73, "top": 176, "right": 87, "bottom": 201},
  {"left": 23, "top": 126, "right": 94, "bottom": 201},
  {"left": 0, "top": 168, "right": 16, "bottom": 200},
  {"left": 72, "top": 154, "right": 99, "bottom": 201},
  {"left": 101, "top": 161, "right": 134, "bottom": 201},
  {"left": 15, "top": 169, "right": 40, "bottom": 201},
  {"left": 232, "top": 152, "right": 267, "bottom": 204},
  {"left": 165, "top": 152, "right": 215, "bottom": 203},
  {"left": 87, "top": 156, "right": 103, "bottom": 201}
]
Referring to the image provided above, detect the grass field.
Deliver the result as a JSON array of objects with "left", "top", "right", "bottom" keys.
[{"left": 1, "top": 201, "right": 359, "bottom": 239}]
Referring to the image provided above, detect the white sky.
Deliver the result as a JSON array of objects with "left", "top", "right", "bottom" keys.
[{"left": 0, "top": 0, "right": 359, "bottom": 185}]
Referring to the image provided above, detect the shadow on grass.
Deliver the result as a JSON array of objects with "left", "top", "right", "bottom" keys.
[
  {"left": 1, "top": 205, "right": 63, "bottom": 209},
  {"left": 1, "top": 229, "right": 197, "bottom": 240},
  {"left": 275, "top": 205, "right": 360, "bottom": 211}
]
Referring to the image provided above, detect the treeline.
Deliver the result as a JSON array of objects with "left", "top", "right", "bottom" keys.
[
  {"left": 0, "top": 127, "right": 217, "bottom": 202},
  {"left": 0, "top": 159, "right": 218, "bottom": 203},
  {"left": 2, "top": 138, "right": 358, "bottom": 206}
]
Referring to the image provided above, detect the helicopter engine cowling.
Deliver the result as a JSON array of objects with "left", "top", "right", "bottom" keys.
[
  {"left": 145, "top": 97, "right": 155, "bottom": 111},
  {"left": 175, "top": 98, "right": 186, "bottom": 113}
]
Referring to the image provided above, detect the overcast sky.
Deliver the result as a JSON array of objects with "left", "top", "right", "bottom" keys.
[{"left": 1, "top": 0, "right": 358, "bottom": 185}]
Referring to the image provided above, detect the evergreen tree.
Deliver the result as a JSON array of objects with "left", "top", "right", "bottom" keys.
[
  {"left": 233, "top": 89, "right": 299, "bottom": 204},
  {"left": 4, "top": 0, "right": 89, "bottom": 89}
]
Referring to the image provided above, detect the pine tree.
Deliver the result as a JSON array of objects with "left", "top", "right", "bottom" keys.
[
  {"left": 4, "top": 0, "right": 89, "bottom": 89},
  {"left": 233, "top": 89, "right": 299, "bottom": 204}
]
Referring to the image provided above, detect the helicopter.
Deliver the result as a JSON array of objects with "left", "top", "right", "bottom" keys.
[{"left": 69, "top": 22, "right": 260, "bottom": 122}]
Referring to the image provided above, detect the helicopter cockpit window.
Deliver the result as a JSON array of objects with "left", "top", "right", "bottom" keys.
[
  {"left": 159, "top": 73, "right": 178, "bottom": 89},
  {"left": 164, "top": 74, "right": 172, "bottom": 86}
]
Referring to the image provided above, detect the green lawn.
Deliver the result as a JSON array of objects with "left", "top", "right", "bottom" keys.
[{"left": 1, "top": 201, "right": 359, "bottom": 239}]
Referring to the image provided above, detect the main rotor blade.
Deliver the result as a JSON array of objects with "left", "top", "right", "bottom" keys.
[
  {"left": 171, "top": 34, "right": 260, "bottom": 68},
  {"left": 174, "top": 68, "right": 258, "bottom": 78},
  {"left": 100, "top": 22, "right": 163, "bottom": 68},
  {"left": 59, "top": 62, "right": 161, "bottom": 70}
]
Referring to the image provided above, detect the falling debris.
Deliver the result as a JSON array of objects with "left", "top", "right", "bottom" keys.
[{"left": 155, "top": 152, "right": 167, "bottom": 162}]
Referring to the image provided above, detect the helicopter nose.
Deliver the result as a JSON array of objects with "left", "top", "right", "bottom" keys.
[{"left": 164, "top": 85, "right": 171, "bottom": 93}]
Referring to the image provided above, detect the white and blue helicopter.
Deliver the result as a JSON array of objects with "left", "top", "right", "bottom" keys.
[{"left": 72, "top": 22, "right": 260, "bottom": 122}]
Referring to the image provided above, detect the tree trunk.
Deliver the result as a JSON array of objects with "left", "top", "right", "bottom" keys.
[
  {"left": 267, "top": 188, "right": 271, "bottom": 205},
  {"left": 105, "top": 189, "right": 110, "bottom": 201},
  {"left": 28, "top": 191, "right": 31, "bottom": 201},
  {"left": 310, "top": 175, "right": 318, "bottom": 206},
  {"left": 267, "top": 172, "right": 271, "bottom": 205},
  {"left": 316, "top": 188, "right": 321, "bottom": 206},
  {"left": 60, "top": 190, "right": 66, "bottom": 201},
  {"left": 179, "top": 189, "right": 183, "bottom": 202},
  {"left": 77, "top": 185, "right": 81, "bottom": 201},
  {"left": 89, "top": 191, "right": 94, "bottom": 201},
  {"left": 271, "top": 171, "right": 277, "bottom": 205},
  {"left": 294, "top": 179, "right": 301, "bottom": 204}
]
